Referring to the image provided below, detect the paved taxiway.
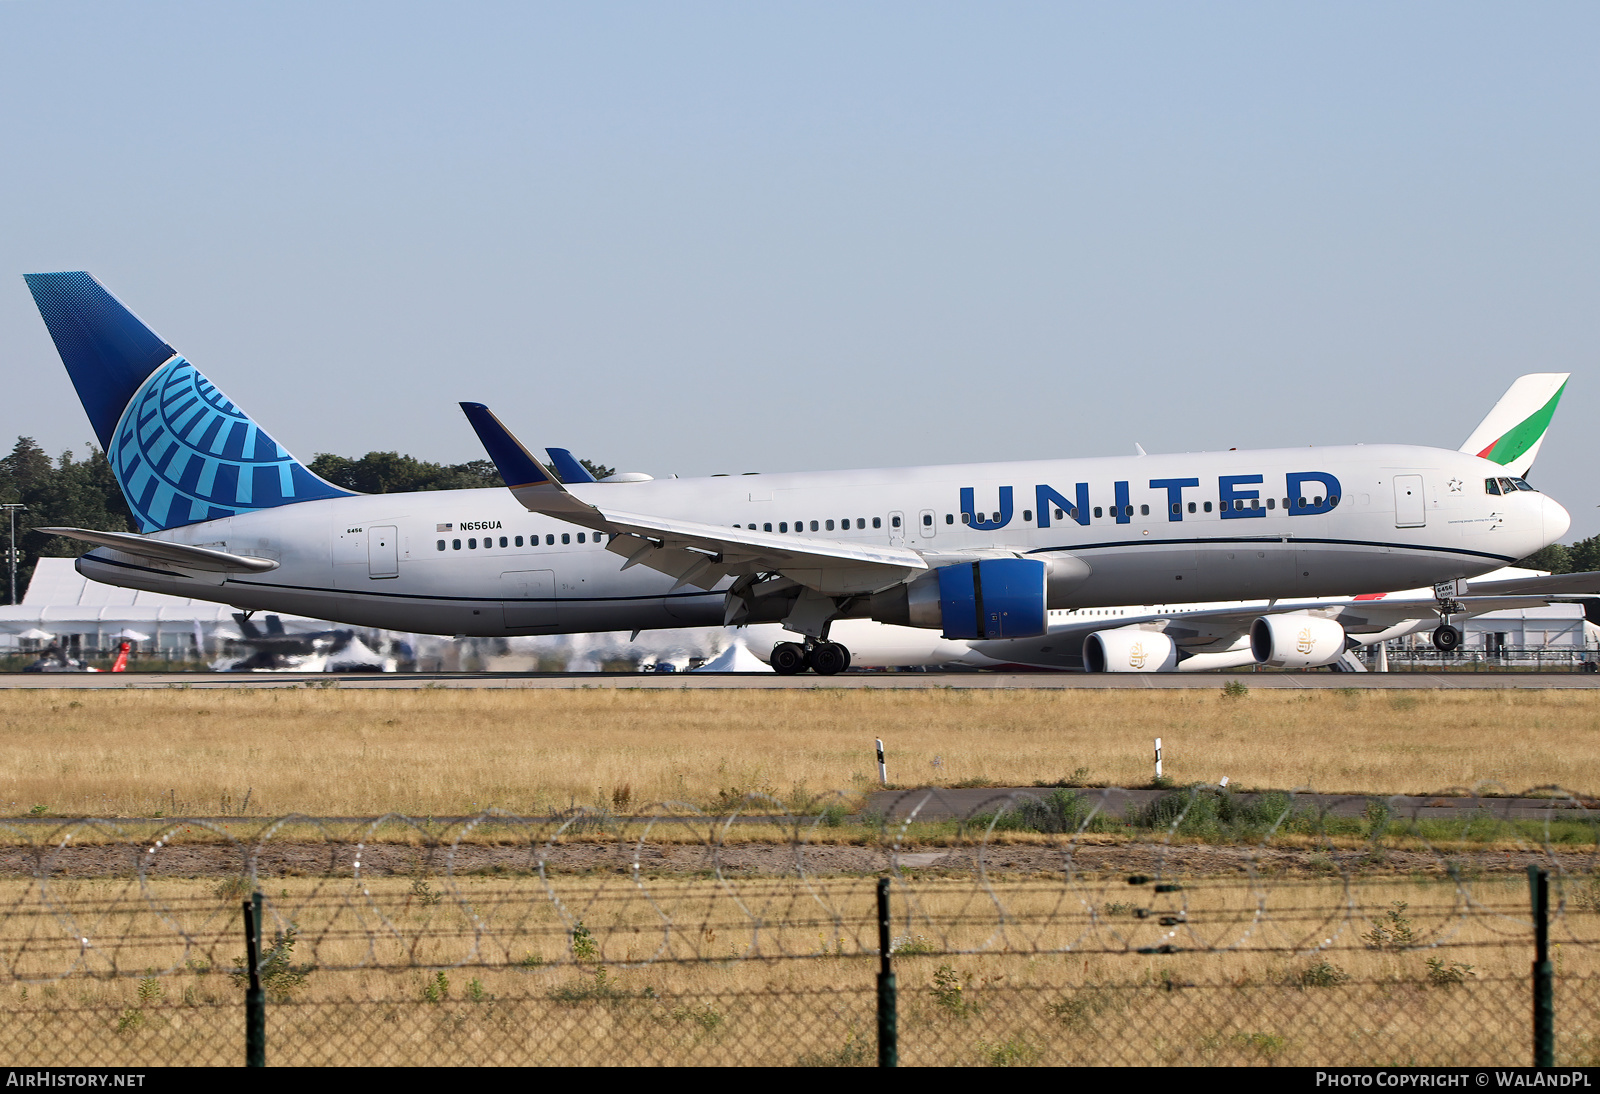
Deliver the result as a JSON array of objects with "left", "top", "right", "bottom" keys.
[{"left": 1, "top": 671, "right": 1598, "bottom": 689}]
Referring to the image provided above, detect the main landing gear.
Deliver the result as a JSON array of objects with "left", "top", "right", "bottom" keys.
[
  {"left": 770, "top": 640, "right": 853, "bottom": 676},
  {"left": 1431, "top": 624, "right": 1463, "bottom": 652}
]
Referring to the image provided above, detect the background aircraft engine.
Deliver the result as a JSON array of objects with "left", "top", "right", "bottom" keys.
[
  {"left": 1249, "top": 615, "right": 1348, "bottom": 669},
  {"left": 1084, "top": 627, "right": 1178, "bottom": 672},
  {"left": 882, "top": 558, "right": 1048, "bottom": 639}
]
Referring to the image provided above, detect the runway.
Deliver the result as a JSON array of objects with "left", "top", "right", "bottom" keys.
[{"left": 2, "top": 670, "right": 1599, "bottom": 689}]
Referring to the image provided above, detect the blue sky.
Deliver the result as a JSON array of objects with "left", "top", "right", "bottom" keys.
[{"left": 3, "top": 2, "right": 1597, "bottom": 536}]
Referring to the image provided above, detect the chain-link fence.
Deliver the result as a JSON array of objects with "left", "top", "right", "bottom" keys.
[{"left": 1, "top": 784, "right": 1596, "bottom": 1066}]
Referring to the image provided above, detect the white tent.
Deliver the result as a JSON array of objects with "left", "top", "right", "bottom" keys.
[{"left": 692, "top": 640, "right": 774, "bottom": 673}]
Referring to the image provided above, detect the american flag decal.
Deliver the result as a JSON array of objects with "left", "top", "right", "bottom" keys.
[{"left": 437, "top": 523, "right": 453, "bottom": 532}]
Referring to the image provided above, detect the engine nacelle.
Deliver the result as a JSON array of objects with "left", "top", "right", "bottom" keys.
[
  {"left": 1084, "top": 626, "right": 1178, "bottom": 672},
  {"left": 872, "top": 559, "right": 1048, "bottom": 639},
  {"left": 1249, "top": 614, "right": 1347, "bottom": 669}
]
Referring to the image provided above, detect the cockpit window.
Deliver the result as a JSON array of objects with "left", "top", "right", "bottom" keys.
[
  {"left": 1510, "top": 477, "right": 1535, "bottom": 492},
  {"left": 1485, "top": 478, "right": 1501, "bottom": 495},
  {"left": 1498, "top": 477, "right": 1518, "bottom": 493}
]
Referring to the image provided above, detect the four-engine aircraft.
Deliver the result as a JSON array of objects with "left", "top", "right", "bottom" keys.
[
  {"left": 740, "top": 566, "right": 1600, "bottom": 672},
  {"left": 24, "top": 272, "right": 1574, "bottom": 675}
]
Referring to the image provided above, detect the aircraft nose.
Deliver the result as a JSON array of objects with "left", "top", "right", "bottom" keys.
[{"left": 1543, "top": 493, "right": 1572, "bottom": 544}]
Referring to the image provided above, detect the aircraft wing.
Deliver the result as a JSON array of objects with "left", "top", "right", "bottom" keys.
[
  {"left": 458, "top": 403, "right": 928, "bottom": 594},
  {"left": 1459, "top": 570, "right": 1600, "bottom": 597},
  {"left": 35, "top": 527, "right": 280, "bottom": 573},
  {"left": 980, "top": 582, "right": 1600, "bottom": 666}
]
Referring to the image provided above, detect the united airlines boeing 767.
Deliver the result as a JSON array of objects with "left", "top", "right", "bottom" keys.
[{"left": 25, "top": 272, "right": 1572, "bottom": 674}]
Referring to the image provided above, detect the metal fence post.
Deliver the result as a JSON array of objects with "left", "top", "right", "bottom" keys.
[
  {"left": 243, "top": 892, "right": 266, "bottom": 1067},
  {"left": 1529, "top": 865, "right": 1554, "bottom": 1067},
  {"left": 876, "top": 876, "right": 897, "bottom": 1067}
]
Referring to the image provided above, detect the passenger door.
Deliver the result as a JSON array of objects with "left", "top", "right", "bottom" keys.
[
  {"left": 1394, "top": 475, "right": 1426, "bottom": 528},
  {"left": 501, "top": 570, "right": 557, "bottom": 631}
]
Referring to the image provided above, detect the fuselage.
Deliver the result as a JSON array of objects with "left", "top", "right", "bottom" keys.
[{"left": 77, "top": 443, "right": 1568, "bottom": 637}]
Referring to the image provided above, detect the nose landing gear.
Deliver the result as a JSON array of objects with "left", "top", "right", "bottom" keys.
[
  {"left": 1431, "top": 579, "right": 1466, "bottom": 652},
  {"left": 768, "top": 640, "right": 852, "bottom": 676}
]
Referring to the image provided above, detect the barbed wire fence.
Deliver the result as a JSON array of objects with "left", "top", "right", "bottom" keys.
[{"left": 0, "top": 782, "right": 1596, "bottom": 1066}]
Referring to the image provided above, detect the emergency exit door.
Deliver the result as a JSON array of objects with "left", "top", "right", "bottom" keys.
[
  {"left": 1394, "top": 476, "right": 1426, "bottom": 528},
  {"left": 368, "top": 526, "right": 399, "bottom": 578}
]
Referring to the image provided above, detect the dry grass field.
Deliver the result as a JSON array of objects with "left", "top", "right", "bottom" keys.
[
  {"left": 3, "top": 873, "right": 1595, "bottom": 1065},
  {"left": 0, "top": 687, "right": 1597, "bottom": 818}
]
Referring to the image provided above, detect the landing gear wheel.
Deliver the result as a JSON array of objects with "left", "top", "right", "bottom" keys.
[
  {"left": 770, "top": 642, "right": 807, "bottom": 675},
  {"left": 1432, "top": 625, "right": 1463, "bottom": 652},
  {"left": 809, "top": 642, "right": 850, "bottom": 676}
]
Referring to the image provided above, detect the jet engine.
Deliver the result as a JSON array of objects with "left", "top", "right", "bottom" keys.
[
  {"left": 1084, "top": 626, "right": 1178, "bottom": 672},
  {"left": 871, "top": 558, "right": 1048, "bottom": 639},
  {"left": 1249, "top": 614, "right": 1347, "bottom": 669}
]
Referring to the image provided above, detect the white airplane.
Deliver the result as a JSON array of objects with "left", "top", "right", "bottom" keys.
[
  {"left": 25, "top": 272, "right": 1573, "bottom": 675},
  {"left": 740, "top": 566, "right": 1600, "bottom": 672}
]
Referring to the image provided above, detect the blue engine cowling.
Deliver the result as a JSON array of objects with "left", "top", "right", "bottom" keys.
[{"left": 936, "top": 558, "right": 1048, "bottom": 640}]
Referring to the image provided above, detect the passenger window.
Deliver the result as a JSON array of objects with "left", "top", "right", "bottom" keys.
[
  {"left": 545, "top": 534, "right": 554, "bottom": 545},
  {"left": 1313, "top": 496, "right": 1323, "bottom": 506},
  {"left": 1171, "top": 503, "right": 1180, "bottom": 515},
  {"left": 857, "top": 518, "right": 865, "bottom": 529},
  {"left": 1297, "top": 497, "right": 1306, "bottom": 508},
  {"left": 515, "top": 536, "right": 524, "bottom": 546},
  {"left": 500, "top": 536, "right": 508, "bottom": 547},
  {"left": 1328, "top": 496, "right": 1339, "bottom": 506},
  {"left": 1069, "top": 507, "right": 1078, "bottom": 519},
  {"left": 562, "top": 533, "right": 570, "bottom": 545},
  {"left": 825, "top": 519, "right": 834, "bottom": 531},
  {"left": 1283, "top": 498, "right": 1290, "bottom": 509},
  {"left": 1055, "top": 508, "right": 1064, "bottom": 520},
  {"left": 961, "top": 513, "right": 970, "bottom": 524},
  {"left": 436, "top": 540, "right": 445, "bottom": 551},
  {"left": 1203, "top": 502, "right": 1212, "bottom": 513},
  {"left": 468, "top": 538, "right": 477, "bottom": 549},
  {"left": 1266, "top": 499, "right": 1274, "bottom": 510},
  {"left": 1485, "top": 478, "right": 1501, "bottom": 495},
  {"left": 892, "top": 516, "right": 902, "bottom": 528},
  {"left": 452, "top": 539, "right": 461, "bottom": 550},
  {"left": 1023, "top": 509, "right": 1033, "bottom": 521},
  {"left": 780, "top": 522, "right": 788, "bottom": 533},
  {"left": 577, "top": 533, "right": 586, "bottom": 543},
  {"left": 873, "top": 517, "right": 882, "bottom": 529},
  {"left": 1140, "top": 505, "right": 1149, "bottom": 516},
  {"left": 1093, "top": 507, "right": 1102, "bottom": 518},
  {"left": 808, "top": 520, "right": 817, "bottom": 531},
  {"left": 1250, "top": 499, "right": 1259, "bottom": 510},
  {"left": 1187, "top": 502, "right": 1196, "bottom": 513},
  {"left": 764, "top": 523, "right": 772, "bottom": 532}
]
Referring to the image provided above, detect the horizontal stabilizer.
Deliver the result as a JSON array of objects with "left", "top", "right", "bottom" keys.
[{"left": 36, "top": 527, "right": 280, "bottom": 573}]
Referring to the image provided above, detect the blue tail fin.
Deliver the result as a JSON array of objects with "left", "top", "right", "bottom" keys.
[
  {"left": 24, "top": 272, "right": 351, "bottom": 532},
  {"left": 545, "top": 447, "right": 598, "bottom": 484}
]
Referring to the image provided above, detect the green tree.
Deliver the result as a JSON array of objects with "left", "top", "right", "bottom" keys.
[
  {"left": 0, "top": 440, "right": 133, "bottom": 601},
  {"left": 1568, "top": 535, "right": 1600, "bottom": 575},
  {"left": 1516, "top": 543, "right": 1573, "bottom": 574}
]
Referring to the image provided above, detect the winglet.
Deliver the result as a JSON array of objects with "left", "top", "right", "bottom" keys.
[
  {"left": 457, "top": 403, "right": 601, "bottom": 519},
  {"left": 546, "top": 447, "right": 598, "bottom": 484},
  {"left": 458, "top": 403, "right": 555, "bottom": 488},
  {"left": 1459, "top": 373, "right": 1569, "bottom": 478}
]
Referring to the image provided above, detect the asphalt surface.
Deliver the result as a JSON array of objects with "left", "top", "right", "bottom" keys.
[
  {"left": 865, "top": 787, "right": 1599, "bottom": 823},
  {"left": 3, "top": 670, "right": 1600, "bottom": 689}
]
